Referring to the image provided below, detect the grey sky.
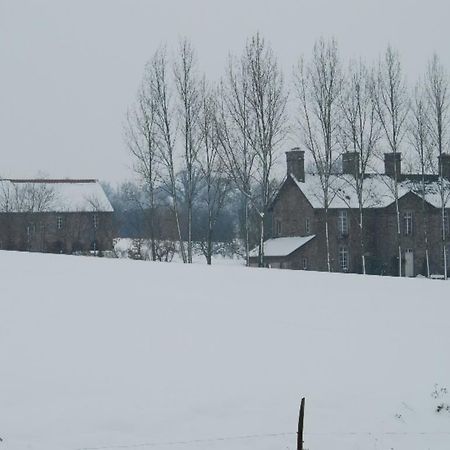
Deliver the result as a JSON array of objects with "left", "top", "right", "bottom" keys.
[{"left": 1, "top": 0, "right": 450, "bottom": 183}]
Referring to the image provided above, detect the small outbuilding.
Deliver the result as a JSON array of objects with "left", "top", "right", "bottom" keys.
[{"left": 249, "top": 235, "right": 316, "bottom": 269}]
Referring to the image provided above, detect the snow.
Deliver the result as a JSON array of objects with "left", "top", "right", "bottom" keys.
[
  {"left": 0, "top": 179, "right": 113, "bottom": 213},
  {"left": 291, "top": 173, "right": 450, "bottom": 209},
  {"left": 46, "top": 181, "right": 113, "bottom": 212},
  {"left": 1, "top": 251, "right": 450, "bottom": 450},
  {"left": 249, "top": 235, "right": 315, "bottom": 258},
  {"left": 113, "top": 238, "right": 245, "bottom": 265}
]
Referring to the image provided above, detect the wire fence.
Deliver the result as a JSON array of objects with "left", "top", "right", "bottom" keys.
[{"left": 74, "top": 430, "right": 450, "bottom": 450}]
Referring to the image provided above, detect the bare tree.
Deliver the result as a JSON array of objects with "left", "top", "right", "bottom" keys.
[
  {"left": 149, "top": 47, "right": 187, "bottom": 263},
  {"left": 1, "top": 179, "right": 56, "bottom": 252},
  {"left": 0, "top": 180, "right": 14, "bottom": 212},
  {"left": 295, "top": 38, "right": 343, "bottom": 272},
  {"left": 125, "top": 67, "right": 160, "bottom": 261},
  {"left": 372, "top": 46, "right": 409, "bottom": 277},
  {"left": 12, "top": 180, "right": 56, "bottom": 213},
  {"left": 425, "top": 54, "right": 450, "bottom": 279},
  {"left": 174, "top": 38, "right": 201, "bottom": 263},
  {"left": 219, "top": 33, "right": 287, "bottom": 267},
  {"left": 339, "top": 60, "right": 381, "bottom": 274},
  {"left": 410, "top": 82, "right": 432, "bottom": 276},
  {"left": 217, "top": 54, "right": 255, "bottom": 265},
  {"left": 198, "top": 79, "right": 230, "bottom": 264},
  {"left": 246, "top": 33, "right": 288, "bottom": 266}
]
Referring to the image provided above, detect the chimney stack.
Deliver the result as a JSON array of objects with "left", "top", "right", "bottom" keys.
[
  {"left": 384, "top": 153, "right": 402, "bottom": 179},
  {"left": 439, "top": 153, "right": 450, "bottom": 179},
  {"left": 286, "top": 148, "right": 305, "bottom": 182},
  {"left": 342, "top": 152, "right": 360, "bottom": 177}
]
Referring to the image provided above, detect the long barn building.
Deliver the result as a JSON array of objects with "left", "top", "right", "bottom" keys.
[{"left": 0, "top": 179, "right": 114, "bottom": 254}]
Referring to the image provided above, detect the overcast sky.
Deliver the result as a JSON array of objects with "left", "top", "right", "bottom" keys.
[{"left": 1, "top": 0, "right": 450, "bottom": 183}]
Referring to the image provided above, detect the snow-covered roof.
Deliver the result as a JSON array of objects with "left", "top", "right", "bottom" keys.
[
  {"left": 290, "top": 173, "right": 450, "bottom": 209},
  {"left": 249, "top": 235, "right": 315, "bottom": 258},
  {"left": 0, "top": 179, "right": 114, "bottom": 213}
]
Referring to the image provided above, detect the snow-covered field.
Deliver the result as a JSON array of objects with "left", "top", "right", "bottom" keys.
[
  {"left": 1, "top": 251, "right": 449, "bottom": 450},
  {"left": 113, "top": 238, "right": 245, "bottom": 266}
]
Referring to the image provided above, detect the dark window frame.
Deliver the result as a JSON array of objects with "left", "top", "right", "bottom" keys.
[
  {"left": 339, "top": 246, "right": 349, "bottom": 272},
  {"left": 338, "top": 210, "right": 349, "bottom": 236},
  {"left": 403, "top": 211, "right": 413, "bottom": 236}
]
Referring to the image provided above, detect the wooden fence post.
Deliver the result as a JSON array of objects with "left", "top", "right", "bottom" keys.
[{"left": 297, "top": 397, "right": 305, "bottom": 450}]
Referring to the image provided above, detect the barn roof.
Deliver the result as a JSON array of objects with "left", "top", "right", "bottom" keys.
[
  {"left": 0, "top": 179, "right": 114, "bottom": 213},
  {"left": 249, "top": 235, "right": 316, "bottom": 258}
]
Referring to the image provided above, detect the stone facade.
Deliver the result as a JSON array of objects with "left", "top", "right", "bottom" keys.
[
  {"left": 0, "top": 211, "right": 114, "bottom": 253},
  {"left": 0, "top": 179, "right": 115, "bottom": 254},
  {"left": 250, "top": 150, "right": 450, "bottom": 277}
]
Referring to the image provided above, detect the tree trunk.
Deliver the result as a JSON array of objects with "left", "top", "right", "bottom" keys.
[
  {"left": 206, "top": 229, "right": 212, "bottom": 265},
  {"left": 171, "top": 184, "right": 186, "bottom": 263},
  {"left": 442, "top": 195, "right": 447, "bottom": 279},
  {"left": 258, "top": 212, "right": 265, "bottom": 267},
  {"left": 206, "top": 203, "right": 213, "bottom": 265},
  {"left": 324, "top": 208, "right": 331, "bottom": 272},
  {"left": 149, "top": 178, "right": 157, "bottom": 262},
  {"left": 244, "top": 196, "right": 250, "bottom": 266},
  {"left": 394, "top": 158, "right": 402, "bottom": 277},
  {"left": 150, "top": 207, "right": 157, "bottom": 262},
  {"left": 188, "top": 194, "right": 193, "bottom": 264},
  {"left": 359, "top": 203, "right": 366, "bottom": 275},
  {"left": 421, "top": 167, "right": 430, "bottom": 277}
]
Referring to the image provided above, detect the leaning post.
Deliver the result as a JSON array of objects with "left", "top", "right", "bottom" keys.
[{"left": 297, "top": 397, "right": 305, "bottom": 450}]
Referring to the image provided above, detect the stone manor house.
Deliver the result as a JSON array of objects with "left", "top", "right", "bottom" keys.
[
  {"left": 250, "top": 149, "right": 450, "bottom": 277},
  {"left": 0, "top": 179, "right": 114, "bottom": 254}
]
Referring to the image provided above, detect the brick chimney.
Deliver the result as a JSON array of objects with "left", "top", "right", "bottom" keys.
[
  {"left": 384, "top": 153, "right": 402, "bottom": 179},
  {"left": 286, "top": 148, "right": 305, "bottom": 182},
  {"left": 342, "top": 152, "right": 360, "bottom": 177},
  {"left": 438, "top": 153, "right": 450, "bottom": 179}
]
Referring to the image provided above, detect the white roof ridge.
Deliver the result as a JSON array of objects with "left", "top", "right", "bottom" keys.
[{"left": 287, "top": 173, "right": 450, "bottom": 209}]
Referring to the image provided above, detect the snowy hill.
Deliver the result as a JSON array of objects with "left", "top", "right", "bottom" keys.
[{"left": 0, "top": 251, "right": 449, "bottom": 450}]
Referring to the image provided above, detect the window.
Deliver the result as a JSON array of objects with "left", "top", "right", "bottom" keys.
[
  {"left": 302, "top": 257, "right": 308, "bottom": 270},
  {"left": 403, "top": 211, "right": 413, "bottom": 236},
  {"left": 339, "top": 246, "right": 349, "bottom": 272},
  {"left": 338, "top": 210, "right": 349, "bottom": 236},
  {"left": 93, "top": 213, "right": 99, "bottom": 229},
  {"left": 305, "top": 217, "right": 311, "bottom": 234},
  {"left": 275, "top": 219, "right": 282, "bottom": 236},
  {"left": 57, "top": 216, "right": 63, "bottom": 230}
]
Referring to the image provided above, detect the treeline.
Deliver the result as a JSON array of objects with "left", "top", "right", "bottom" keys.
[
  {"left": 123, "top": 34, "right": 450, "bottom": 269},
  {"left": 103, "top": 179, "right": 262, "bottom": 262}
]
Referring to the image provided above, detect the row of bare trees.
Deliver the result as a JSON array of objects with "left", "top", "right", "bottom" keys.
[
  {"left": 296, "top": 40, "right": 450, "bottom": 276},
  {"left": 126, "top": 34, "right": 450, "bottom": 272},
  {"left": 126, "top": 34, "right": 287, "bottom": 265}
]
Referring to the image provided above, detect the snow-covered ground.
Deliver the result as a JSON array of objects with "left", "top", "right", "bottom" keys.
[
  {"left": 0, "top": 251, "right": 449, "bottom": 450},
  {"left": 113, "top": 238, "right": 245, "bottom": 266}
]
